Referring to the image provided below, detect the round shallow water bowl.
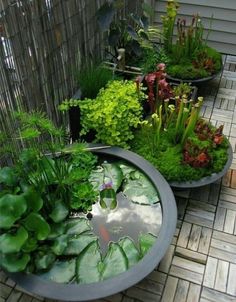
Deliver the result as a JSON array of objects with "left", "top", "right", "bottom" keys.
[
  {"left": 8, "top": 145, "right": 177, "bottom": 302},
  {"left": 169, "top": 144, "right": 233, "bottom": 189},
  {"left": 166, "top": 70, "right": 222, "bottom": 87}
]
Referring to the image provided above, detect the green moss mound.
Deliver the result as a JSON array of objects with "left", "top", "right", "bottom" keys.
[
  {"left": 166, "top": 46, "right": 222, "bottom": 80},
  {"left": 131, "top": 128, "right": 229, "bottom": 182}
]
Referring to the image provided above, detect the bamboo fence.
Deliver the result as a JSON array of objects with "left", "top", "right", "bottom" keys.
[{"left": 0, "top": 0, "right": 143, "bottom": 144}]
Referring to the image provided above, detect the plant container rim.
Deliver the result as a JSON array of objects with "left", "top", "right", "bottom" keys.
[
  {"left": 169, "top": 143, "right": 233, "bottom": 189},
  {"left": 8, "top": 144, "right": 177, "bottom": 302}
]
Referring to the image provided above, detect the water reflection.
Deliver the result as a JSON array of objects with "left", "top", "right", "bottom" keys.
[{"left": 91, "top": 192, "right": 162, "bottom": 254}]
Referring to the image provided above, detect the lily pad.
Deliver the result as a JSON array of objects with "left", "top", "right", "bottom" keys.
[
  {"left": 122, "top": 172, "right": 160, "bottom": 205},
  {"left": 103, "top": 163, "right": 123, "bottom": 192},
  {"left": 39, "top": 259, "right": 76, "bottom": 283},
  {"left": 0, "top": 253, "right": 30, "bottom": 272},
  {"left": 35, "top": 251, "right": 56, "bottom": 271},
  {"left": 100, "top": 188, "right": 117, "bottom": 209},
  {"left": 64, "top": 234, "right": 97, "bottom": 255},
  {"left": 49, "top": 200, "right": 69, "bottom": 223},
  {"left": 139, "top": 233, "right": 157, "bottom": 257},
  {"left": 23, "top": 213, "right": 50, "bottom": 240},
  {"left": 47, "top": 223, "right": 66, "bottom": 239},
  {"left": 119, "top": 237, "right": 140, "bottom": 267},
  {"left": 65, "top": 218, "right": 91, "bottom": 235},
  {"left": 0, "top": 194, "right": 27, "bottom": 229},
  {"left": 76, "top": 240, "right": 102, "bottom": 283},
  {"left": 51, "top": 235, "right": 68, "bottom": 255},
  {"left": 0, "top": 227, "right": 28, "bottom": 254},
  {"left": 101, "top": 242, "right": 128, "bottom": 280},
  {"left": 21, "top": 237, "right": 38, "bottom": 253}
]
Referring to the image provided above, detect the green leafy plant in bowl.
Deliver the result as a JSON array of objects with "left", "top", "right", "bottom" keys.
[
  {"left": 59, "top": 80, "right": 146, "bottom": 148},
  {"left": 0, "top": 110, "right": 161, "bottom": 284},
  {"left": 160, "top": 0, "right": 222, "bottom": 81}
]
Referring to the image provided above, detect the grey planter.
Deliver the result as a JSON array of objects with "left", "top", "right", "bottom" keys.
[{"left": 8, "top": 145, "right": 177, "bottom": 302}]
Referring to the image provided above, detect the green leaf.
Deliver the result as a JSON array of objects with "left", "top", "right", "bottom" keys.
[
  {"left": 0, "top": 253, "right": 30, "bottom": 272},
  {"left": 35, "top": 251, "right": 56, "bottom": 271},
  {"left": 103, "top": 163, "right": 123, "bottom": 192},
  {"left": 119, "top": 237, "right": 140, "bottom": 267},
  {"left": 122, "top": 170, "right": 160, "bottom": 205},
  {"left": 49, "top": 201, "right": 69, "bottom": 223},
  {"left": 0, "top": 167, "right": 18, "bottom": 186},
  {"left": 47, "top": 223, "right": 66, "bottom": 239},
  {"left": 139, "top": 233, "right": 157, "bottom": 257},
  {"left": 76, "top": 240, "right": 102, "bottom": 283},
  {"left": 23, "top": 213, "right": 50, "bottom": 240},
  {"left": 96, "top": 2, "right": 115, "bottom": 31},
  {"left": 64, "top": 234, "right": 97, "bottom": 256},
  {"left": 51, "top": 235, "right": 68, "bottom": 255},
  {"left": 65, "top": 218, "right": 91, "bottom": 235},
  {"left": 0, "top": 194, "right": 27, "bottom": 229},
  {"left": 39, "top": 259, "right": 76, "bottom": 283},
  {"left": 99, "top": 188, "right": 117, "bottom": 209},
  {"left": 0, "top": 227, "right": 28, "bottom": 254},
  {"left": 21, "top": 237, "right": 38, "bottom": 253},
  {"left": 101, "top": 242, "right": 128, "bottom": 280},
  {"left": 23, "top": 187, "right": 43, "bottom": 212}
]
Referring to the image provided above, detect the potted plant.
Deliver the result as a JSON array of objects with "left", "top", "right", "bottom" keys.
[
  {"left": 96, "top": 0, "right": 160, "bottom": 76},
  {"left": 0, "top": 110, "right": 177, "bottom": 301},
  {"left": 157, "top": 0, "right": 222, "bottom": 84},
  {"left": 131, "top": 65, "right": 232, "bottom": 188}
]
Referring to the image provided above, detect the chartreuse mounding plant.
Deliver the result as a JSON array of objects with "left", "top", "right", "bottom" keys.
[
  {"left": 60, "top": 80, "right": 146, "bottom": 148},
  {"left": 159, "top": 0, "right": 222, "bottom": 80},
  {"left": 0, "top": 110, "right": 159, "bottom": 281}
]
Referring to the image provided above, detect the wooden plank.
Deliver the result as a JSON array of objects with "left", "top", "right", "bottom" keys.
[
  {"left": 172, "top": 256, "right": 205, "bottom": 274},
  {"left": 187, "top": 283, "right": 201, "bottom": 302},
  {"left": 213, "top": 230, "right": 236, "bottom": 244},
  {"left": 209, "top": 247, "right": 236, "bottom": 264},
  {"left": 174, "top": 279, "right": 189, "bottom": 302},
  {"left": 169, "top": 265, "right": 203, "bottom": 284},
  {"left": 158, "top": 245, "right": 175, "bottom": 273},
  {"left": 177, "top": 222, "right": 192, "bottom": 248},
  {"left": 161, "top": 276, "right": 178, "bottom": 302},
  {"left": 227, "top": 263, "right": 236, "bottom": 296},
  {"left": 185, "top": 214, "right": 213, "bottom": 228},
  {"left": 214, "top": 207, "right": 227, "bottom": 231},
  {"left": 201, "top": 287, "right": 236, "bottom": 302},
  {"left": 215, "top": 260, "right": 229, "bottom": 292},
  {"left": 175, "top": 247, "right": 207, "bottom": 264},
  {"left": 224, "top": 210, "right": 236, "bottom": 234},
  {"left": 203, "top": 257, "right": 218, "bottom": 288},
  {"left": 198, "top": 227, "right": 212, "bottom": 254},
  {"left": 187, "top": 224, "right": 202, "bottom": 251}
]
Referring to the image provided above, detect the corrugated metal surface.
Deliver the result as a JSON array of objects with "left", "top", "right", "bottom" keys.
[{"left": 154, "top": 0, "right": 236, "bottom": 55}]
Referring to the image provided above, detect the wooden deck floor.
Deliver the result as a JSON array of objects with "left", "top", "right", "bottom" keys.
[{"left": 1, "top": 55, "right": 236, "bottom": 302}]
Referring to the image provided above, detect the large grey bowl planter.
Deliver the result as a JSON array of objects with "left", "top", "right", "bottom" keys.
[
  {"left": 8, "top": 145, "right": 177, "bottom": 302},
  {"left": 169, "top": 144, "right": 233, "bottom": 189}
]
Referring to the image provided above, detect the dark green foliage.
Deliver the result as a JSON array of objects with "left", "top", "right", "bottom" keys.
[{"left": 77, "top": 64, "right": 114, "bottom": 99}]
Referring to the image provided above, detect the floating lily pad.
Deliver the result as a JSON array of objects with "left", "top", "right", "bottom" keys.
[
  {"left": 64, "top": 234, "right": 97, "bottom": 255},
  {"left": 51, "top": 235, "right": 68, "bottom": 255},
  {"left": 47, "top": 223, "right": 66, "bottom": 239},
  {"left": 100, "top": 187, "right": 117, "bottom": 209},
  {"left": 65, "top": 218, "right": 91, "bottom": 235},
  {"left": 76, "top": 240, "right": 102, "bottom": 283},
  {"left": 0, "top": 227, "right": 28, "bottom": 254},
  {"left": 21, "top": 237, "right": 38, "bottom": 253},
  {"left": 119, "top": 237, "right": 140, "bottom": 267},
  {"left": 39, "top": 259, "right": 76, "bottom": 283},
  {"left": 139, "top": 233, "right": 157, "bottom": 257},
  {"left": 0, "top": 194, "right": 27, "bottom": 229},
  {"left": 35, "top": 251, "right": 56, "bottom": 271},
  {"left": 101, "top": 242, "right": 128, "bottom": 280}
]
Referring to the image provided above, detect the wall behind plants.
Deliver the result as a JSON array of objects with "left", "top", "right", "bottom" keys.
[
  {"left": 152, "top": 0, "right": 236, "bottom": 55},
  {"left": 0, "top": 0, "right": 143, "bottom": 134}
]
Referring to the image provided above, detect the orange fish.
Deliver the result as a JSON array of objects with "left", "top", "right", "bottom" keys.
[{"left": 99, "top": 225, "right": 110, "bottom": 242}]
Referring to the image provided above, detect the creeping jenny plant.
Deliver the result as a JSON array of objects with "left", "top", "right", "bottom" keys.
[{"left": 60, "top": 80, "right": 146, "bottom": 148}]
